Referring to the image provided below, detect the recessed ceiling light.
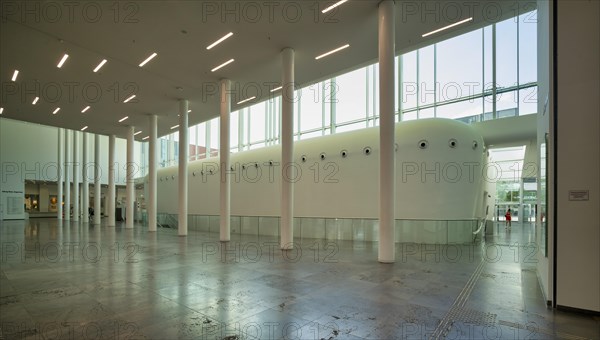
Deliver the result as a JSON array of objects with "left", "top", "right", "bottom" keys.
[
  {"left": 316, "top": 44, "right": 350, "bottom": 60},
  {"left": 124, "top": 95, "right": 136, "bottom": 103},
  {"left": 171, "top": 125, "right": 179, "bottom": 129},
  {"left": 32, "top": 97, "right": 39, "bottom": 105},
  {"left": 134, "top": 131, "right": 142, "bottom": 136},
  {"left": 211, "top": 59, "right": 234, "bottom": 72},
  {"left": 207, "top": 32, "right": 233, "bottom": 50},
  {"left": 139, "top": 52, "right": 157, "bottom": 67},
  {"left": 0, "top": 107, "right": 4, "bottom": 114},
  {"left": 142, "top": 136, "right": 149, "bottom": 140},
  {"left": 237, "top": 96, "right": 256, "bottom": 105},
  {"left": 81, "top": 126, "right": 88, "bottom": 131},
  {"left": 270, "top": 86, "right": 282, "bottom": 93},
  {"left": 322, "top": 0, "right": 348, "bottom": 13},
  {"left": 93, "top": 59, "right": 107, "bottom": 72},
  {"left": 119, "top": 116, "right": 129, "bottom": 122},
  {"left": 57, "top": 54, "right": 69, "bottom": 68},
  {"left": 11, "top": 70, "right": 19, "bottom": 81},
  {"left": 81, "top": 106, "right": 90, "bottom": 113},
  {"left": 422, "top": 17, "right": 473, "bottom": 37},
  {"left": 52, "top": 107, "right": 60, "bottom": 114}
]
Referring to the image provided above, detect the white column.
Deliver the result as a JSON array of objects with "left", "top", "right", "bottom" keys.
[
  {"left": 281, "top": 47, "right": 295, "bottom": 250},
  {"left": 64, "top": 130, "right": 71, "bottom": 221},
  {"left": 220, "top": 79, "right": 231, "bottom": 242},
  {"left": 126, "top": 127, "right": 135, "bottom": 229},
  {"left": 82, "top": 133, "right": 89, "bottom": 223},
  {"left": 178, "top": 100, "right": 189, "bottom": 236},
  {"left": 378, "top": 0, "right": 396, "bottom": 263},
  {"left": 73, "top": 131, "right": 80, "bottom": 221},
  {"left": 57, "top": 129, "right": 63, "bottom": 220},
  {"left": 148, "top": 115, "right": 158, "bottom": 232},
  {"left": 93, "top": 134, "right": 101, "bottom": 225},
  {"left": 108, "top": 135, "right": 116, "bottom": 227}
]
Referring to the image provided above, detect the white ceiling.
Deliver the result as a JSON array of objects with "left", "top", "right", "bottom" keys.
[{"left": 0, "top": 0, "right": 534, "bottom": 139}]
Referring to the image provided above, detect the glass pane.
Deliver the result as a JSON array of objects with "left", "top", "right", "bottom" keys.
[
  {"left": 401, "top": 51, "right": 418, "bottom": 111},
  {"left": 519, "top": 10, "right": 538, "bottom": 85},
  {"left": 189, "top": 126, "right": 197, "bottom": 160},
  {"left": 519, "top": 86, "right": 537, "bottom": 115},
  {"left": 230, "top": 111, "right": 239, "bottom": 150},
  {"left": 436, "top": 99, "right": 483, "bottom": 121},
  {"left": 335, "top": 68, "right": 367, "bottom": 124},
  {"left": 299, "top": 83, "right": 323, "bottom": 132},
  {"left": 197, "top": 122, "right": 207, "bottom": 159},
  {"left": 249, "top": 103, "right": 266, "bottom": 144},
  {"left": 419, "top": 46, "right": 435, "bottom": 106},
  {"left": 484, "top": 26, "right": 493, "bottom": 92},
  {"left": 496, "top": 17, "right": 518, "bottom": 89},
  {"left": 336, "top": 121, "right": 366, "bottom": 133},
  {"left": 210, "top": 117, "right": 219, "bottom": 157},
  {"left": 437, "top": 29, "right": 483, "bottom": 103},
  {"left": 496, "top": 90, "right": 519, "bottom": 118},
  {"left": 402, "top": 111, "right": 417, "bottom": 121},
  {"left": 300, "top": 130, "right": 322, "bottom": 140},
  {"left": 419, "top": 107, "right": 435, "bottom": 119}
]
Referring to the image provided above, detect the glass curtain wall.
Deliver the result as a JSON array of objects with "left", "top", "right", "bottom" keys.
[{"left": 152, "top": 11, "right": 537, "bottom": 170}]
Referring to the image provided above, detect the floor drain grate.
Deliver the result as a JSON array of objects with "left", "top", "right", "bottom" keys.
[{"left": 449, "top": 308, "right": 497, "bottom": 327}]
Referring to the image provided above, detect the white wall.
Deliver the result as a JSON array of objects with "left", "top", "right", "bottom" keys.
[
  {"left": 555, "top": 0, "right": 600, "bottom": 312},
  {"left": 157, "top": 118, "right": 486, "bottom": 222},
  {"left": 0, "top": 118, "right": 135, "bottom": 185}
]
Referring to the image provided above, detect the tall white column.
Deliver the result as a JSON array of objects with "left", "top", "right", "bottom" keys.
[
  {"left": 178, "top": 100, "right": 189, "bottom": 236},
  {"left": 73, "top": 131, "right": 80, "bottom": 221},
  {"left": 378, "top": 0, "right": 396, "bottom": 263},
  {"left": 126, "top": 127, "right": 135, "bottom": 229},
  {"left": 64, "top": 130, "right": 71, "bottom": 221},
  {"left": 220, "top": 79, "right": 231, "bottom": 242},
  {"left": 148, "top": 115, "right": 158, "bottom": 232},
  {"left": 108, "top": 135, "right": 116, "bottom": 227},
  {"left": 93, "top": 134, "right": 101, "bottom": 225},
  {"left": 57, "top": 129, "right": 63, "bottom": 220},
  {"left": 281, "top": 47, "right": 295, "bottom": 250},
  {"left": 82, "top": 133, "right": 89, "bottom": 223}
]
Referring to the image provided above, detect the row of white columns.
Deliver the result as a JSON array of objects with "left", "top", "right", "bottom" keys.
[{"left": 54, "top": 0, "right": 396, "bottom": 262}]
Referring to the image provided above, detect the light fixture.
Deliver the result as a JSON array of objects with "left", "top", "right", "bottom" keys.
[
  {"left": 134, "top": 131, "right": 142, "bottom": 136},
  {"left": 0, "top": 107, "right": 3, "bottom": 114},
  {"left": 237, "top": 96, "right": 256, "bottom": 105},
  {"left": 57, "top": 54, "right": 69, "bottom": 68},
  {"left": 315, "top": 44, "right": 350, "bottom": 60},
  {"left": 52, "top": 107, "right": 60, "bottom": 114},
  {"left": 211, "top": 59, "right": 234, "bottom": 72},
  {"left": 81, "top": 126, "right": 88, "bottom": 131},
  {"left": 139, "top": 52, "right": 157, "bottom": 67},
  {"left": 171, "top": 125, "right": 179, "bottom": 129},
  {"left": 119, "top": 116, "right": 129, "bottom": 122},
  {"left": 207, "top": 32, "right": 233, "bottom": 50},
  {"left": 322, "top": 0, "right": 348, "bottom": 13},
  {"left": 422, "top": 17, "right": 473, "bottom": 37},
  {"left": 81, "top": 106, "right": 90, "bottom": 113},
  {"left": 270, "top": 86, "right": 282, "bottom": 93},
  {"left": 142, "top": 136, "right": 149, "bottom": 140},
  {"left": 93, "top": 59, "right": 107, "bottom": 72},
  {"left": 124, "top": 95, "right": 136, "bottom": 103},
  {"left": 11, "top": 70, "right": 19, "bottom": 81},
  {"left": 32, "top": 97, "right": 39, "bottom": 105},
  {"left": 188, "top": 109, "right": 191, "bottom": 113}
]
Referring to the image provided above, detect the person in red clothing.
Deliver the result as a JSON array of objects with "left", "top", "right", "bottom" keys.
[{"left": 505, "top": 208, "right": 512, "bottom": 229}]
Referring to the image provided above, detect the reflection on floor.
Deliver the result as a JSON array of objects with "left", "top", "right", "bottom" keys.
[{"left": 0, "top": 218, "right": 598, "bottom": 339}]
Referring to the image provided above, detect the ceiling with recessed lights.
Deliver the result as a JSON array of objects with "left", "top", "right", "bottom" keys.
[{"left": 0, "top": 0, "right": 533, "bottom": 140}]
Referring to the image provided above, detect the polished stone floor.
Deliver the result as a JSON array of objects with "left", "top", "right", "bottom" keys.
[{"left": 0, "top": 218, "right": 598, "bottom": 339}]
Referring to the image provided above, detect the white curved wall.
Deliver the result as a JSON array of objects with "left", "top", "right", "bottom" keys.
[{"left": 157, "top": 118, "right": 485, "bottom": 221}]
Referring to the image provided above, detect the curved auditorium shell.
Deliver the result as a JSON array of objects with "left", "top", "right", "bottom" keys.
[{"left": 155, "top": 118, "right": 489, "bottom": 243}]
